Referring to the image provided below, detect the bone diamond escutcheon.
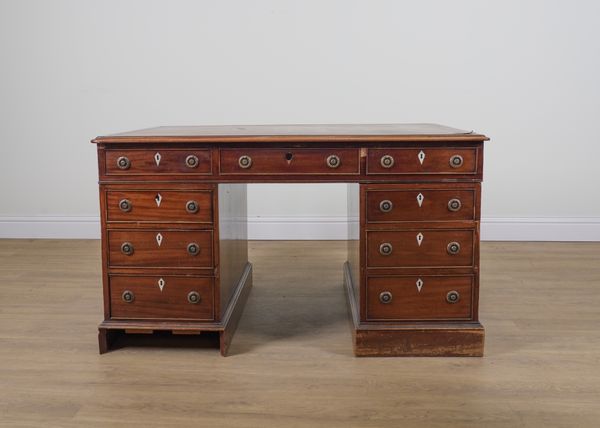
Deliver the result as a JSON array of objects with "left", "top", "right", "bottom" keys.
[{"left": 416, "top": 232, "right": 424, "bottom": 246}]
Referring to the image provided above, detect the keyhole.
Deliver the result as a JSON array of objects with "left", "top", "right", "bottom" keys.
[{"left": 285, "top": 152, "right": 294, "bottom": 161}]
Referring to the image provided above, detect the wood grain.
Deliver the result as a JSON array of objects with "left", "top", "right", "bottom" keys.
[
  {"left": 109, "top": 275, "right": 214, "bottom": 320},
  {"left": 365, "top": 275, "right": 474, "bottom": 321},
  {"left": 107, "top": 230, "right": 213, "bottom": 269},
  {"left": 104, "top": 148, "right": 212, "bottom": 175},
  {"left": 1, "top": 240, "right": 599, "bottom": 427},
  {"left": 366, "top": 147, "right": 479, "bottom": 175},
  {"left": 219, "top": 148, "right": 360, "bottom": 175},
  {"left": 366, "top": 229, "right": 475, "bottom": 268},
  {"left": 365, "top": 184, "right": 478, "bottom": 223},
  {"left": 106, "top": 189, "right": 213, "bottom": 224}
]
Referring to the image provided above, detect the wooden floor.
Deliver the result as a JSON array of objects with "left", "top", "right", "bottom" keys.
[{"left": 1, "top": 240, "right": 599, "bottom": 427}]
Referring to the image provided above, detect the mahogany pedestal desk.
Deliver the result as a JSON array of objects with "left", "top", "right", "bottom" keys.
[{"left": 92, "top": 124, "right": 489, "bottom": 357}]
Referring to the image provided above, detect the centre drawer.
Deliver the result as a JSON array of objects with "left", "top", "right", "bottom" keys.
[
  {"left": 110, "top": 275, "right": 214, "bottom": 320},
  {"left": 108, "top": 230, "right": 213, "bottom": 268},
  {"left": 367, "top": 229, "right": 475, "bottom": 268},
  {"left": 219, "top": 148, "right": 360, "bottom": 175},
  {"left": 366, "top": 275, "right": 473, "bottom": 321},
  {"left": 106, "top": 189, "right": 213, "bottom": 223},
  {"left": 366, "top": 186, "right": 477, "bottom": 222}
]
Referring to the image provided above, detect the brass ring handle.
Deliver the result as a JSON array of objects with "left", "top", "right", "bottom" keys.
[
  {"left": 447, "top": 198, "right": 462, "bottom": 212},
  {"left": 238, "top": 155, "right": 252, "bottom": 169},
  {"left": 380, "top": 155, "right": 395, "bottom": 168},
  {"left": 379, "top": 242, "right": 393, "bottom": 256},
  {"left": 122, "top": 290, "right": 135, "bottom": 303},
  {"left": 446, "top": 290, "right": 460, "bottom": 304},
  {"left": 120, "top": 242, "right": 134, "bottom": 256},
  {"left": 447, "top": 242, "right": 461, "bottom": 255},
  {"left": 449, "top": 154, "right": 464, "bottom": 168},
  {"left": 379, "top": 200, "right": 393, "bottom": 213},
  {"left": 116, "top": 156, "right": 131, "bottom": 170},
  {"left": 326, "top": 154, "right": 341, "bottom": 169},
  {"left": 119, "top": 199, "right": 132, "bottom": 212},
  {"left": 186, "top": 200, "right": 199, "bottom": 214},
  {"left": 379, "top": 291, "right": 393, "bottom": 304},
  {"left": 187, "top": 243, "right": 200, "bottom": 256},
  {"left": 185, "top": 155, "right": 199, "bottom": 168},
  {"left": 187, "top": 291, "right": 201, "bottom": 304}
]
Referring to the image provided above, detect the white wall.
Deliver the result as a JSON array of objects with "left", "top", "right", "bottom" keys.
[{"left": 1, "top": 1, "right": 599, "bottom": 240}]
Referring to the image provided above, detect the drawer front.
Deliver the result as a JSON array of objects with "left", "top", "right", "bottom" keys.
[
  {"left": 108, "top": 230, "right": 213, "bottom": 268},
  {"left": 366, "top": 275, "right": 473, "bottom": 321},
  {"left": 110, "top": 275, "right": 214, "bottom": 320},
  {"left": 219, "top": 148, "right": 360, "bottom": 175},
  {"left": 105, "top": 149, "right": 212, "bottom": 175},
  {"left": 367, "top": 229, "right": 474, "bottom": 268},
  {"left": 367, "top": 148, "right": 477, "bottom": 175},
  {"left": 107, "top": 190, "right": 213, "bottom": 223},
  {"left": 366, "top": 188, "right": 476, "bottom": 222}
]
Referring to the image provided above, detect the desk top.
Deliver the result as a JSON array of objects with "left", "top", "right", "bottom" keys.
[{"left": 92, "top": 123, "right": 489, "bottom": 144}]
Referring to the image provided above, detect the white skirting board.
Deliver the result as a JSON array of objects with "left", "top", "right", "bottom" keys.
[{"left": 0, "top": 216, "right": 599, "bottom": 241}]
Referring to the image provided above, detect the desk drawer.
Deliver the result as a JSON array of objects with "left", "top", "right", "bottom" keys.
[
  {"left": 367, "top": 148, "right": 477, "bottom": 175},
  {"left": 366, "top": 187, "right": 476, "bottom": 222},
  {"left": 105, "top": 149, "right": 212, "bottom": 175},
  {"left": 108, "top": 230, "right": 213, "bottom": 268},
  {"left": 367, "top": 229, "right": 475, "bottom": 268},
  {"left": 219, "top": 148, "right": 360, "bottom": 175},
  {"left": 106, "top": 190, "right": 213, "bottom": 223},
  {"left": 366, "top": 275, "right": 473, "bottom": 321},
  {"left": 110, "top": 275, "right": 214, "bottom": 320}
]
